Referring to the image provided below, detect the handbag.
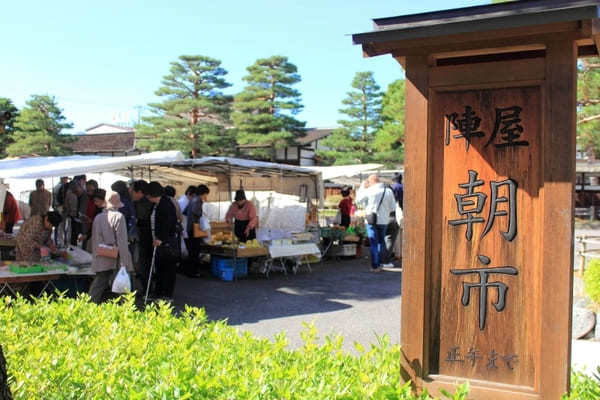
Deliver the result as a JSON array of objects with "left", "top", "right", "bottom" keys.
[
  {"left": 97, "top": 212, "right": 119, "bottom": 259},
  {"left": 97, "top": 244, "right": 118, "bottom": 259},
  {"left": 193, "top": 222, "right": 208, "bottom": 239},
  {"left": 365, "top": 187, "right": 388, "bottom": 225}
]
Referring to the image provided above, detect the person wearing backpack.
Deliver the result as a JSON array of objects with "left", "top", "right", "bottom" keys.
[{"left": 355, "top": 174, "right": 396, "bottom": 272}]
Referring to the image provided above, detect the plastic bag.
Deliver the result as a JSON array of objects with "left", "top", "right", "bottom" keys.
[
  {"left": 395, "top": 204, "right": 404, "bottom": 228},
  {"left": 333, "top": 211, "right": 342, "bottom": 225},
  {"left": 111, "top": 266, "right": 131, "bottom": 294},
  {"left": 199, "top": 215, "right": 211, "bottom": 232},
  {"left": 67, "top": 246, "right": 93, "bottom": 265}
]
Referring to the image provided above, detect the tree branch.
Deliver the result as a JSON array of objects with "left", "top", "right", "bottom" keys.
[
  {"left": 578, "top": 99, "right": 600, "bottom": 107},
  {"left": 578, "top": 114, "right": 600, "bottom": 124}
]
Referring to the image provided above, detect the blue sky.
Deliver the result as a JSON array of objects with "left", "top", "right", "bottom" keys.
[{"left": 0, "top": 0, "right": 489, "bottom": 133}]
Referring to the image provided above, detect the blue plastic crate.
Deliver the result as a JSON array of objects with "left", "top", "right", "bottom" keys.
[
  {"left": 211, "top": 257, "right": 248, "bottom": 279},
  {"left": 219, "top": 266, "right": 234, "bottom": 281}
]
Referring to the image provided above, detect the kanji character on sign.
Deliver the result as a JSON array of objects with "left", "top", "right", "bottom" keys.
[
  {"left": 485, "top": 106, "right": 528, "bottom": 148},
  {"left": 451, "top": 255, "right": 518, "bottom": 330},
  {"left": 446, "top": 105, "right": 485, "bottom": 150},
  {"left": 449, "top": 170, "right": 486, "bottom": 241}
]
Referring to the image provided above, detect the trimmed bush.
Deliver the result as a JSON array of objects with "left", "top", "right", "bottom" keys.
[
  {"left": 563, "top": 370, "right": 600, "bottom": 400},
  {"left": 1, "top": 295, "right": 596, "bottom": 399},
  {"left": 0, "top": 295, "right": 467, "bottom": 400},
  {"left": 584, "top": 258, "right": 600, "bottom": 308}
]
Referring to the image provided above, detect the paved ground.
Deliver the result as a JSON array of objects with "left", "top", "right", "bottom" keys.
[
  {"left": 173, "top": 255, "right": 402, "bottom": 353},
  {"left": 171, "top": 245, "right": 599, "bottom": 372}
]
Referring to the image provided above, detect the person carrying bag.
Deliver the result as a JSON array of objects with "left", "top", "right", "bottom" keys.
[{"left": 88, "top": 189, "right": 135, "bottom": 304}]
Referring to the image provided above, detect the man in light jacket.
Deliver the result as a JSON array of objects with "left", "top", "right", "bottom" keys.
[
  {"left": 355, "top": 174, "right": 396, "bottom": 272},
  {"left": 88, "top": 189, "right": 134, "bottom": 304}
]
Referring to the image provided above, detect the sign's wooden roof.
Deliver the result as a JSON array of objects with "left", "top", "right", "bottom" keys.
[{"left": 353, "top": 0, "right": 600, "bottom": 58}]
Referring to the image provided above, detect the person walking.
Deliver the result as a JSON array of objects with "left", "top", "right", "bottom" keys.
[
  {"left": 381, "top": 174, "right": 404, "bottom": 267},
  {"left": 391, "top": 173, "right": 404, "bottom": 266},
  {"left": 88, "top": 190, "right": 134, "bottom": 304},
  {"left": 29, "top": 179, "right": 52, "bottom": 217},
  {"left": 147, "top": 181, "right": 178, "bottom": 301},
  {"left": 356, "top": 174, "right": 396, "bottom": 272}
]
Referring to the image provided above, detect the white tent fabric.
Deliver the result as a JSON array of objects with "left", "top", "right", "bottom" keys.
[
  {"left": 306, "top": 164, "right": 383, "bottom": 180},
  {"left": 0, "top": 151, "right": 184, "bottom": 179},
  {"left": 170, "top": 156, "right": 321, "bottom": 176}
]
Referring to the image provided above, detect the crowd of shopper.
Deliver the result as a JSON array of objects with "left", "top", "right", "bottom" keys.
[{"left": 2, "top": 176, "right": 229, "bottom": 304}]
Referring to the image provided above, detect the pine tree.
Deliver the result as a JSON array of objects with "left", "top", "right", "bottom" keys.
[
  {"left": 0, "top": 98, "right": 18, "bottom": 159},
  {"left": 578, "top": 57, "right": 600, "bottom": 158},
  {"left": 136, "top": 55, "right": 233, "bottom": 158},
  {"left": 232, "top": 56, "right": 305, "bottom": 161},
  {"left": 7, "top": 95, "right": 73, "bottom": 157},
  {"left": 373, "top": 79, "right": 405, "bottom": 167},
  {"left": 317, "top": 71, "right": 382, "bottom": 165}
]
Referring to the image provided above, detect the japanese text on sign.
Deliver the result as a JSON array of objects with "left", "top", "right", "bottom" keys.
[{"left": 446, "top": 105, "right": 528, "bottom": 150}]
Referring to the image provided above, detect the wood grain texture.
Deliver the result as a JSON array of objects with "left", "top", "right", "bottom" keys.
[
  {"left": 400, "top": 45, "right": 576, "bottom": 399},
  {"left": 538, "top": 39, "right": 576, "bottom": 400},
  {"left": 401, "top": 55, "right": 431, "bottom": 387},
  {"left": 434, "top": 86, "right": 541, "bottom": 387}
]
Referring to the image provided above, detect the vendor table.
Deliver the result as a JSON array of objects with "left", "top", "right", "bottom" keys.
[
  {"left": 0, "top": 269, "right": 65, "bottom": 296},
  {"left": 0, "top": 266, "right": 95, "bottom": 297},
  {"left": 265, "top": 243, "right": 321, "bottom": 277},
  {"left": 198, "top": 244, "right": 268, "bottom": 258}
]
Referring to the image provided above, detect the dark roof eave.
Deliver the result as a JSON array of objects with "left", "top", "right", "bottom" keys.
[{"left": 352, "top": 0, "right": 600, "bottom": 47}]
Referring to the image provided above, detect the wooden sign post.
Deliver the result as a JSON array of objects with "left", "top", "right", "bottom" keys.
[{"left": 353, "top": 1, "right": 600, "bottom": 398}]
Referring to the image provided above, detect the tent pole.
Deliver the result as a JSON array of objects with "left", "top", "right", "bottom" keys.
[{"left": 227, "top": 167, "right": 232, "bottom": 201}]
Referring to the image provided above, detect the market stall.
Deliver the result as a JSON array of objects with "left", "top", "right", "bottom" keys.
[
  {"left": 140, "top": 157, "right": 324, "bottom": 278},
  {"left": 0, "top": 153, "right": 324, "bottom": 281}
]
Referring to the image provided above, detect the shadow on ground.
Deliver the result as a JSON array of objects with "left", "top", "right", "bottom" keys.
[{"left": 172, "top": 256, "right": 402, "bottom": 326}]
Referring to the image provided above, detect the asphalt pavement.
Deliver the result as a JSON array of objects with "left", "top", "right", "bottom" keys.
[{"left": 172, "top": 255, "right": 402, "bottom": 353}]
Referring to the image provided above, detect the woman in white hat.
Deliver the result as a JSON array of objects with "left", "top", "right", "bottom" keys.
[{"left": 88, "top": 189, "right": 134, "bottom": 303}]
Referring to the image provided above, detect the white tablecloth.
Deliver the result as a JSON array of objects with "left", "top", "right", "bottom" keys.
[{"left": 268, "top": 243, "right": 320, "bottom": 258}]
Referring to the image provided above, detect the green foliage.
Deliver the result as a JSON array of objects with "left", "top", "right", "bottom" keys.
[
  {"left": 318, "top": 71, "right": 383, "bottom": 165},
  {"left": 0, "top": 97, "right": 18, "bottom": 158},
  {"left": 232, "top": 55, "right": 306, "bottom": 161},
  {"left": 578, "top": 57, "right": 600, "bottom": 159},
  {"left": 136, "top": 55, "right": 234, "bottom": 158},
  {"left": 6, "top": 95, "right": 73, "bottom": 157},
  {"left": 0, "top": 294, "right": 472, "bottom": 399},
  {"left": 373, "top": 79, "right": 405, "bottom": 168},
  {"left": 563, "top": 370, "right": 600, "bottom": 399},
  {"left": 584, "top": 258, "right": 600, "bottom": 307}
]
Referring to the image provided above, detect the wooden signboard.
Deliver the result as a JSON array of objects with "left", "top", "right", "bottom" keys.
[
  {"left": 401, "top": 45, "right": 576, "bottom": 399},
  {"left": 350, "top": 1, "right": 600, "bottom": 398}
]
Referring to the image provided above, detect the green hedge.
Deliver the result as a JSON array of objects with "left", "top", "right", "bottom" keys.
[
  {"left": 584, "top": 258, "right": 600, "bottom": 308},
  {"left": 0, "top": 295, "right": 597, "bottom": 399},
  {"left": 0, "top": 295, "right": 467, "bottom": 400}
]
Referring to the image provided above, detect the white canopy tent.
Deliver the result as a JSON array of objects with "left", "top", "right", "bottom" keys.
[
  {"left": 0, "top": 151, "right": 185, "bottom": 180},
  {"left": 306, "top": 163, "right": 383, "bottom": 181},
  {"left": 0, "top": 154, "right": 323, "bottom": 226}
]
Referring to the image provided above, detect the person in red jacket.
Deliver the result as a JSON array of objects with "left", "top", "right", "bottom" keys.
[
  {"left": 2, "top": 191, "right": 22, "bottom": 234},
  {"left": 338, "top": 187, "right": 353, "bottom": 228}
]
